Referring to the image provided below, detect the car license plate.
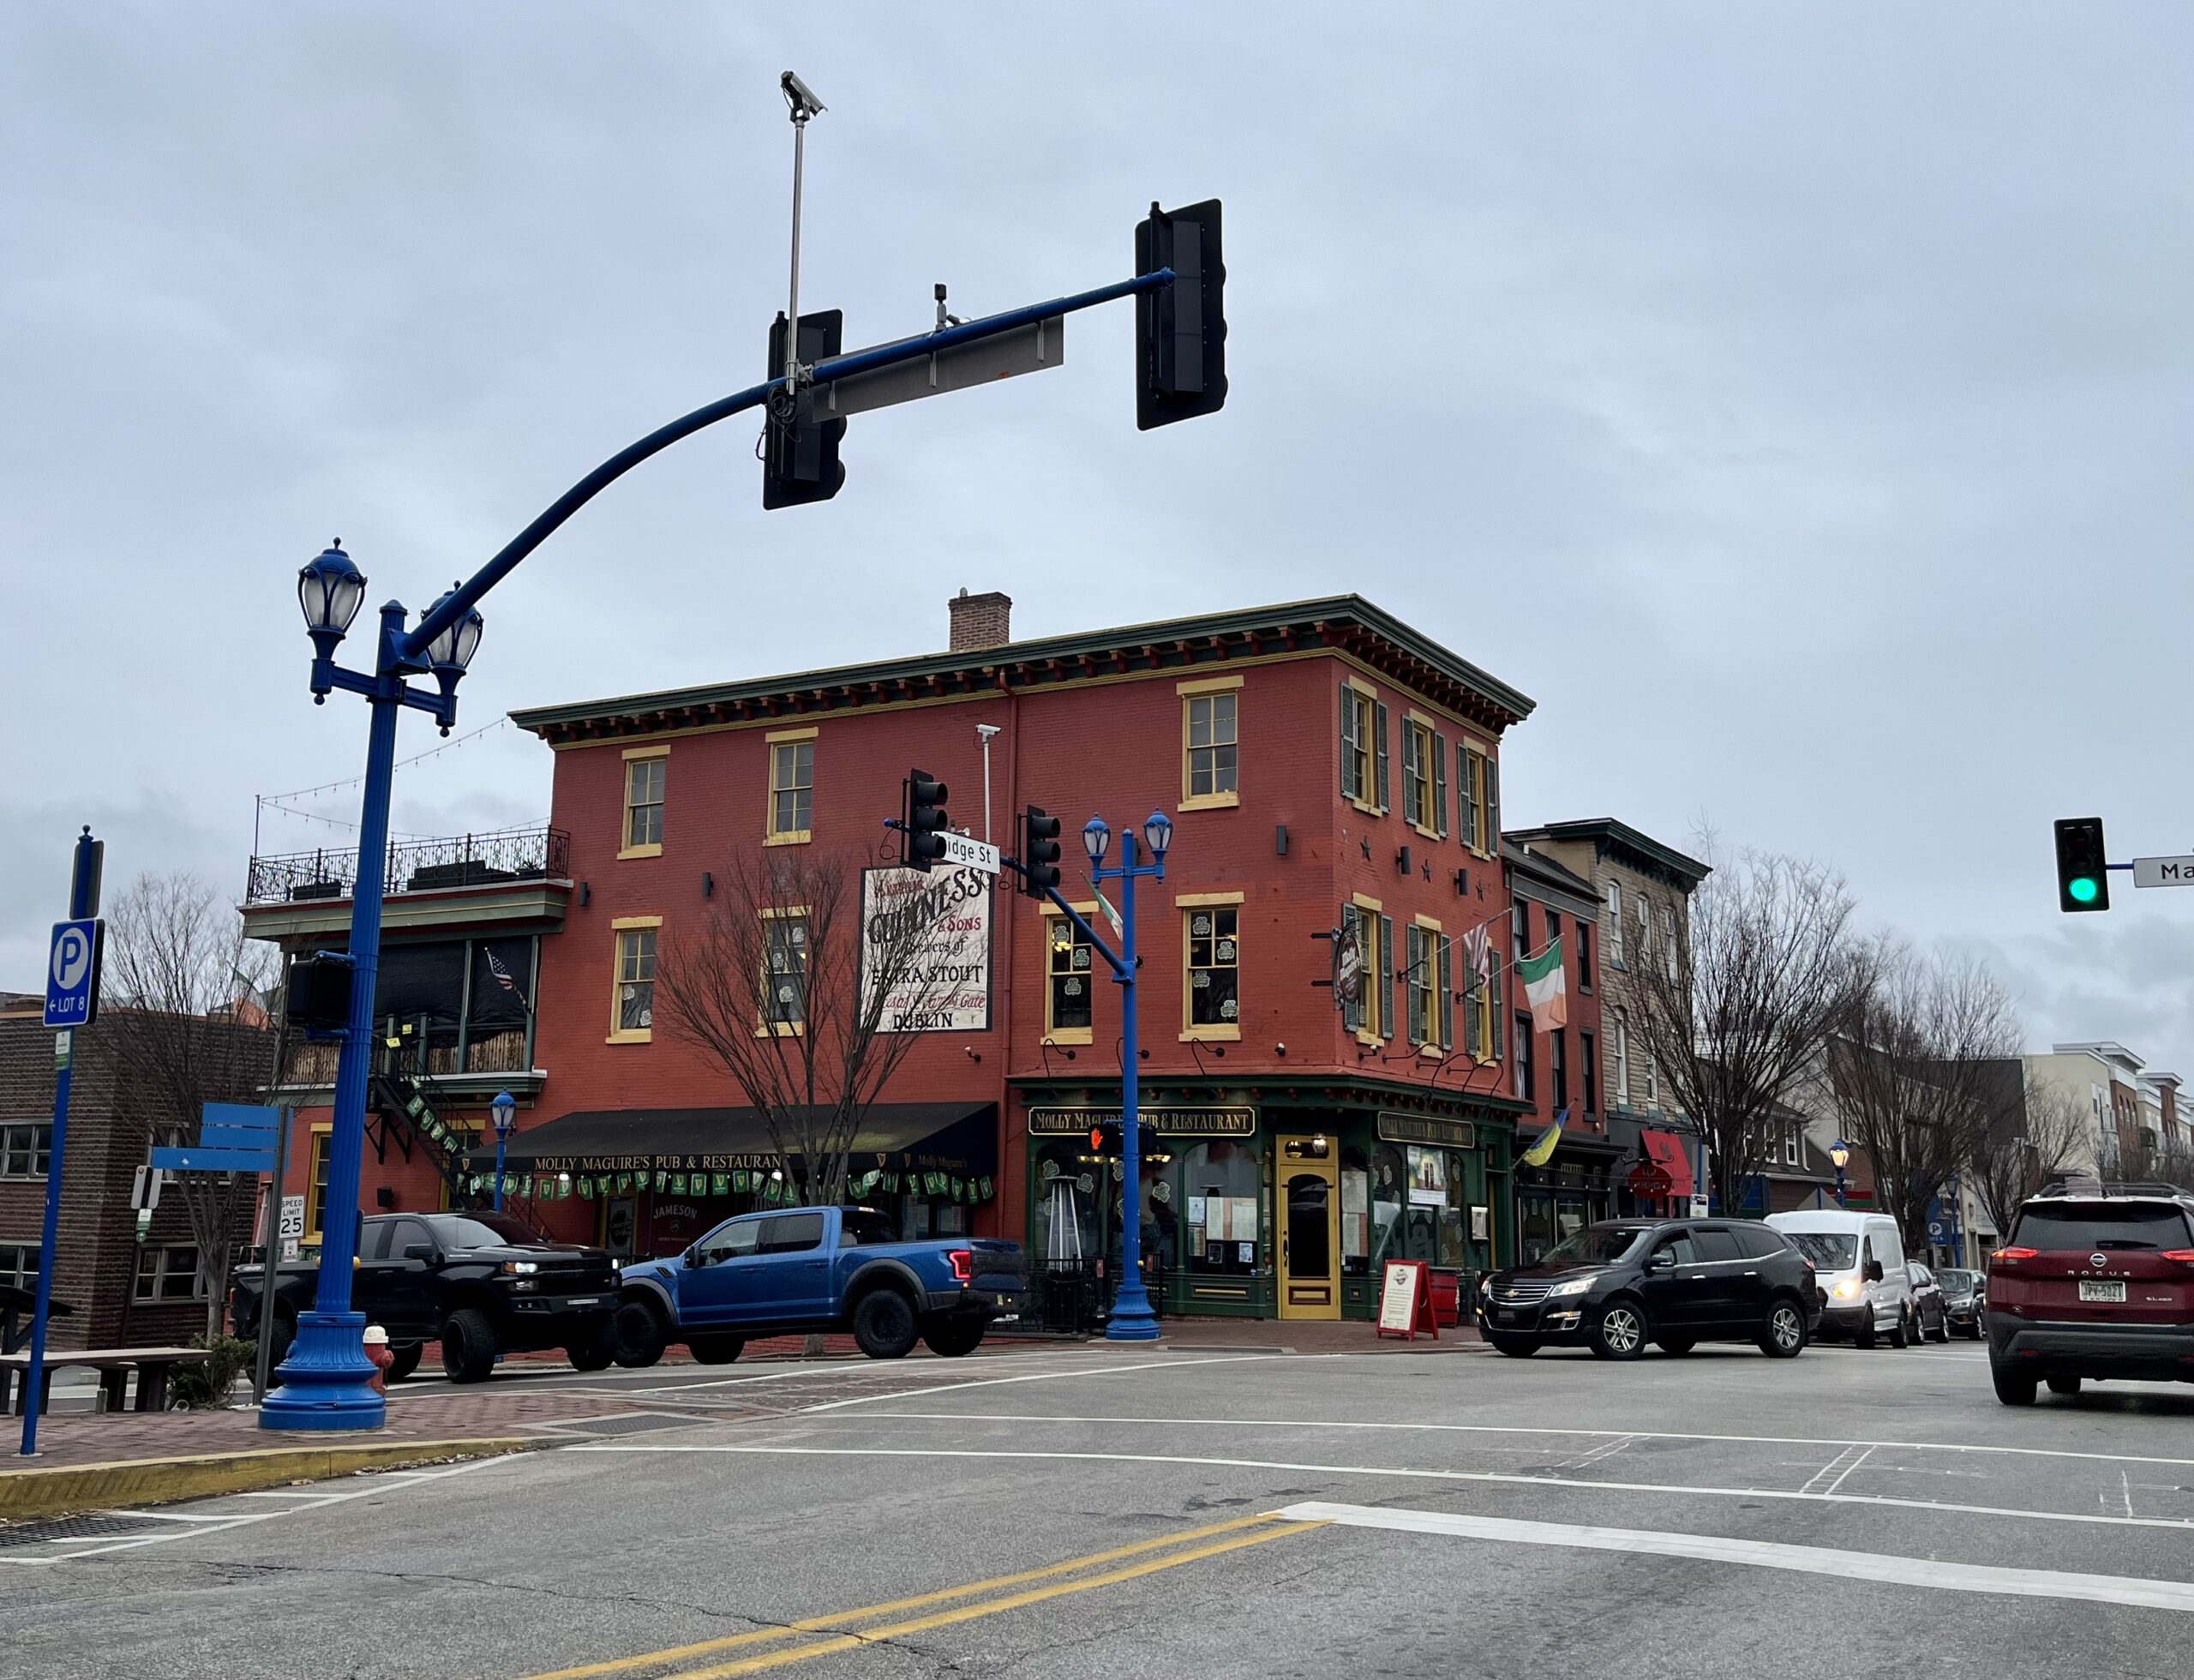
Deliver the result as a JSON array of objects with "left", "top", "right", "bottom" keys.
[
  {"left": 1496, "top": 1310, "right": 1521, "bottom": 1325},
  {"left": 567, "top": 1297, "right": 600, "bottom": 1308},
  {"left": 2078, "top": 1280, "right": 2125, "bottom": 1303}
]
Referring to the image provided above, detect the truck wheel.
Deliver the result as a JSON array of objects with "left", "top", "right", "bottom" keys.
[
  {"left": 566, "top": 1321, "right": 615, "bottom": 1372},
  {"left": 920, "top": 1320, "right": 984, "bottom": 1359},
  {"left": 854, "top": 1289, "right": 919, "bottom": 1359},
  {"left": 612, "top": 1299, "right": 668, "bottom": 1369},
  {"left": 686, "top": 1335, "right": 746, "bottom": 1365},
  {"left": 386, "top": 1341, "right": 423, "bottom": 1383},
  {"left": 440, "top": 1308, "right": 499, "bottom": 1383}
]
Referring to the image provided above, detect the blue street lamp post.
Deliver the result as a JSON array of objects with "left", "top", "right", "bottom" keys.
[
  {"left": 261, "top": 549, "right": 484, "bottom": 1431},
  {"left": 1080, "top": 808, "right": 1173, "bottom": 1343},
  {"left": 490, "top": 1090, "right": 517, "bottom": 1211}
]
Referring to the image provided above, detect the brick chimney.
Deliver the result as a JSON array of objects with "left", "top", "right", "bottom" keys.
[{"left": 947, "top": 588, "right": 1013, "bottom": 653}]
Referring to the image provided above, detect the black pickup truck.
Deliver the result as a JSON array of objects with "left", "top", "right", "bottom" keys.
[{"left": 229, "top": 1211, "right": 621, "bottom": 1383}]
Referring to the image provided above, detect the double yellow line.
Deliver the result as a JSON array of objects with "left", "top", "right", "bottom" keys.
[{"left": 524, "top": 1513, "right": 1323, "bottom": 1680}]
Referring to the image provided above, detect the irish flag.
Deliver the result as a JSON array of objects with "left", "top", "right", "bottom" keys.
[{"left": 1519, "top": 936, "right": 1568, "bottom": 1029}]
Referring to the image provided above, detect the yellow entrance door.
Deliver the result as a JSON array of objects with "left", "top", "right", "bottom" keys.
[{"left": 1275, "top": 1138, "right": 1340, "bottom": 1320}]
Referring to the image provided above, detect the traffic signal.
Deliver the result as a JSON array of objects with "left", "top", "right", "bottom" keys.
[
  {"left": 2053, "top": 817, "right": 2110, "bottom": 913},
  {"left": 762, "top": 309, "right": 847, "bottom": 508},
  {"left": 1022, "top": 805, "right": 1062, "bottom": 900},
  {"left": 1086, "top": 1119, "right": 1122, "bottom": 1155},
  {"left": 1134, "top": 199, "right": 1227, "bottom": 430},
  {"left": 286, "top": 951, "right": 356, "bottom": 1035},
  {"left": 904, "top": 770, "right": 950, "bottom": 871}
]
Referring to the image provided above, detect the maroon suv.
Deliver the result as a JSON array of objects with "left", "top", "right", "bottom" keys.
[{"left": 1986, "top": 1184, "right": 2194, "bottom": 1406}]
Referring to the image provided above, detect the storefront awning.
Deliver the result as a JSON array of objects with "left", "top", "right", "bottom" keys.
[
  {"left": 1634, "top": 1128, "right": 1695, "bottom": 1199},
  {"left": 466, "top": 1101, "right": 996, "bottom": 1176}
]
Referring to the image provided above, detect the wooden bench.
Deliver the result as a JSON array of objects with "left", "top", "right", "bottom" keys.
[{"left": 0, "top": 1347, "right": 212, "bottom": 1416}]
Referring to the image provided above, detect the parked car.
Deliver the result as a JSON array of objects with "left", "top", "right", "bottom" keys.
[
  {"left": 1986, "top": 1182, "right": 2194, "bottom": 1406},
  {"left": 1765, "top": 1210, "right": 1915, "bottom": 1348},
  {"left": 231, "top": 1210, "right": 621, "bottom": 1383},
  {"left": 1936, "top": 1268, "right": 1986, "bottom": 1338},
  {"left": 1908, "top": 1261, "right": 1951, "bottom": 1342},
  {"left": 614, "top": 1205, "right": 1028, "bottom": 1365},
  {"left": 1477, "top": 1218, "right": 1819, "bottom": 1360}
]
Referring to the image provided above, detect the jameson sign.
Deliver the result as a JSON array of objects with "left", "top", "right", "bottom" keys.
[{"left": 860, "top": 865, "right": 993, "bottom": 1033}]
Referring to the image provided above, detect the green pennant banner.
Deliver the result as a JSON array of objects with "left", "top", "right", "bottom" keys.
[{"left": 712, "top": 1173, "right": 730, "bottom": 1196}]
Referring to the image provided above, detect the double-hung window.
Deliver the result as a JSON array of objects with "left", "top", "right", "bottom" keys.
[
  {"left": 765, "top": 729, "right": 816, "bottom": 843},
  {"left": 1400, "top": 717, "right": 1448, "bottom": 837},
  {"left": 620, "top": 749, "right": 667, "bottom": 856},
  {"left": 0, "top": 1244, "right": 38, "bottom": 1291},
  {"left": 135, "top": 1245, "right": 205, "bottom": 1304},
  {"left": 762, "top": 912, "right": 810, "bottom": 1030},
  {"left": 0, "top": 1123, "right": 52, "bottom": 1179},
  {"left": 1046, "top": 911, "right": 1096, "bottom": 1041},
  {"left": 1339, "top": 682, "right": 1388, "bottom": 812},
  {"left": 1580, "top": 1029, "right": 1598, "bottom": 1116},
  {"left": 1614, "top": 1008, "right": 1631, "bottom": 1104},
  {"left": 1180, "top": 679, "right": 1241, "bottom": 809},
  {"left": 1578, "top": 922, "right": 1594, "bottom": 991},
  {"left": 1514, "top": 1012, "right": 1535, "bottom": 1103},
  {"left": 1605, "top": 881, "right": 1624, "bottom": 963},
  {"left": 1183, "top": 898, "right": 1242, "bottom": 1037},
  {"left": 611, "top": 919, "right": 660, "bottom": 1041},
  {"left": 1341, "top": 901, "right": 1390, "bottom": 1040}
]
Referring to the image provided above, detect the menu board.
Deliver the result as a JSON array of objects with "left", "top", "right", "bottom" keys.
[{"left": 1376, "top": 1259, "right": 1436, "bottom": 1340}]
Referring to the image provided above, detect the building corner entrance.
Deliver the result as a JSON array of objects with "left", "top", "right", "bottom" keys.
[{"left": 1276, "top": 1134, "right": 1340, "bottom": 1320}]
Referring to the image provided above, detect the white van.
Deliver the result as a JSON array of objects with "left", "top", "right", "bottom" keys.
[{"left": 1765, "top": 1210, "right": 1915, "bottom": 1348}]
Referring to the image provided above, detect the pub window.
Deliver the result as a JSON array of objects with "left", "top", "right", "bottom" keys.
[
  {"left": 1184, "top": 1139, "right": 1260, "bottom": 1275},
  {"left": 762, "top": 913, "right": 810, "bottom": 1030},
  {"left": 135, "top": 1245, "right": 205, "bottom": 1304},
  {"left": 1046, "top": 911, "right": 1095, "bottom": 1041},
  {"left": 1184, "top": 903, "right": 1240, "bottom": 1037},
  {"left": 766, "top": 732, "right": 815, "bottom": 843},
  {"left": 621, "top": 752, "right": 666, "bottom": 855},
  {"left": 611, "top": 921, "right": 659, "bottom": 1041},
  {"left": 1181, "top": 681, "right": 1240, "bottom": 808}
]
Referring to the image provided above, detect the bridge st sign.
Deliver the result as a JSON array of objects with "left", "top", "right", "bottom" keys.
[{"left": 2131, "top": 855, "right": 2194, "bottom": 890}]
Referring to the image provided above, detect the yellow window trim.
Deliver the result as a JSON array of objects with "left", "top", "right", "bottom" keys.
[
  {"left": 1176, "top": 891, "right": 1246, "bottom": 907},
  {"left": 1180, "top": 1023, "right": 1242, "bottom": 1043},
  {"left": 609, "top": 919, "right": 661, "bottom": 1046},
  {"left": 1040, "top": 1029, "right": 1094, "bottom": 1047},
  {"left": 764, "top": 829, "right": 812, "bottom": 847},
  {"left": 1180, "top": 682, "right": 1241, "bottom": 811},
  {"left": 606, "top": 1029, "right": 653, "bottom": 1046},
  {"left": 611, "top": 915, "right": 662, "bottom": 930},
  {"left": 1175, "top": 674, "right": 1244, "bottom": 696},
  {"left": 1413, "top": 912, "right": 1444, "bottom": 930},
  {"left": 621, "top": 744, "right": 670, "bottom": 761},
  {"left": 616, "top": 842, "right": 663, "bottom": 861},
  {"left": 1344, "top": 674, "right": 1377, "bottom": 698},
  {"left": 1179, "top": 791, "right": 1240, "bottom": 812},
  {"left": 1351, "top": 891, "right": 1383, "bottom": 911},
  {"left": 753, "top": 1020, "right": 806, "bottom": 1039},
  {"left": 764, "top": 725, "right": 819, "bottom": 743},
  {"left": 758, "top": 904, "right": 811, "bottom": 920},
  {"left": 1045, "top": 909, "right": 1101, "bottom": 1042},
  {"left": 1046, "top": 901, "right": 1100, "bottom": 915},
  {"left": 303, "top": 1125, "right": 334, "bottom": 1241}
]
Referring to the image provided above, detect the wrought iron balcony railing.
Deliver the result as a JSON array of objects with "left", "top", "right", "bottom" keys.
[{"left": 246, "top": 824, "right": 571, "bottom": 907}]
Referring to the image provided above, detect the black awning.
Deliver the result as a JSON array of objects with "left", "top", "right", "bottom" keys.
[{"left": 467, "top": 1101, "right": 996, "bottom": 1176}]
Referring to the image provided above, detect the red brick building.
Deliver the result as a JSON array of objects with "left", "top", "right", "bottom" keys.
[{"left": 249, "top": 593, "right": 1538, "bottom": 1321}]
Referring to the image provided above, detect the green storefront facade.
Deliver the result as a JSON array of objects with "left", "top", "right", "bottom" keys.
[{"left": 1016, "top": 1077, "right": 1526, "bottom": 1321}]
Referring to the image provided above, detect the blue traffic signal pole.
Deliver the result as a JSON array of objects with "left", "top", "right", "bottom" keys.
[
  {"left": 273, "top": 268, "right": 1178, "bottom": 1430},
  {"left": 19, "top": 829, "right": 102, "bottom": 1456}
]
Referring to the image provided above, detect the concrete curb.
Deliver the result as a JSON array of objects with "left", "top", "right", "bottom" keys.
[{"left": 0, "top": 1436, "right": 549, "bottom": 1522}]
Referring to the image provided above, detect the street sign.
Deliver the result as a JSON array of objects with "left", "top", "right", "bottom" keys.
[
  {"left": 938, "top": 832, "right": 1001, "bottom": 875},
  {"left": 2132, "top": 855, "right": 2194, "bottom": 889},
  {"left": 813, "top": 316, "right": 1064, "bottom": 420},
  {"left": 43, "top": 918, "right": 102, "bottom": 1029},
  {"left": 279, "top": 1196, "right": 306, "bottom": 1241},
  {"left": 150, "top": 1144, "right": 279, "bottom": 1173}
]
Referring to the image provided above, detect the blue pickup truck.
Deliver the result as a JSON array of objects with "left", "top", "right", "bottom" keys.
[{"left": 612, "top": 1205, "right": 1028, "bottom": 1365}]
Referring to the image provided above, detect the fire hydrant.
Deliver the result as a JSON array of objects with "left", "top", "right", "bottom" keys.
[{"left": 363, "top": 1324, "right": 393, "bottom": 1395}]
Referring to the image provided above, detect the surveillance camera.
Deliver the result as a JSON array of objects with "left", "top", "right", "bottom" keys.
[{"left": 781, "top": 70, "right": 825, "bottom": 120}]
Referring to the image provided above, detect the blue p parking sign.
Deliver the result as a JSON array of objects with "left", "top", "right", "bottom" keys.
[{"left": 45, "top": 918, "right": 102, "bottom": 1029}]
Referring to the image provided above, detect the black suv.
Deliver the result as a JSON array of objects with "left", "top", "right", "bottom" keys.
[
  {"left": 1986, "top": 1183, "right": 2194, "bottom": 1405},
  {"left": 1478, "top": 1219, "right": 1819, "bottom": 1359},
  {"left": 231, "top": 1211, "right": 620, "bottom": 1383}
]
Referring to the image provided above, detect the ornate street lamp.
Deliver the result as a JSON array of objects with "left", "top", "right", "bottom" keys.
[
  {"left": 1142, "top": 808, "right": 1174, "bottom": 861},
  {"left": 297, "top": 543, "right": 367, "bottom": 669},
  {"left": 491, "top": 1091, "right": 518, "bottom": 1212},
  {"left": 1082, "top": 816, "right": 1111, "bottom": 864}
]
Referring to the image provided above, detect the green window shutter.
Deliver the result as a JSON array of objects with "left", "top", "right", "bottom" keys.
[
  {"left": 1438, "top": 938, "right": 1454, "bottom": 1049},
  {"left": 1374, "top": 704, "right": 1391, "bottom": 813},
  {"left": 1341, "top": 907, "right": 1364, "bottom": 1034},
  {"left": 1380, "top": 914, "right": 1396, "bottom": 1040},
  {"left": 1339, "top": 684, "right": 1355, "bottom": 799},
  {"left": 1485, "top": 753, "right": 1500, "bottom": 843},
  {"left": 1400, "top": 724, "right": 1420, "bottom": 823},
  {"left": 1457, "top": 748, "right": 1477, "bottom": 850},
  {"left": 1463, "top": 960, "right": 1480, "bottom": 1058},
  {"left": 1489, "top": 957, "right": 1503, "bottom": 1059},
  {"left": 1432, "top": 732, "right": 1448, "bottom": 837}
]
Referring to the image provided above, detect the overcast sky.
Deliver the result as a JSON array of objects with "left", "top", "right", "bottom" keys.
[{"left": 4, "top": 5, "right": 2190, "bottom": 1069}]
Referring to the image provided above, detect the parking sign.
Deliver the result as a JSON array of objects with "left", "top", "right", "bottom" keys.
[{"left": 44, "top": 918, "right": 103, "bottom": 1029}]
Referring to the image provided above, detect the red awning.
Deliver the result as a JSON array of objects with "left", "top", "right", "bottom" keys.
[{"left": 1638, "top": 1130, "right": 1694, "bottom": 1199}]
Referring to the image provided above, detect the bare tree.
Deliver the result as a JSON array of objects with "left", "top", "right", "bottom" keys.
[
  {"left": 656, "top": 844, "right": 974, "bottom": 1209},
  {"left": 1967, "top": 1079, "right": 2092, "bottom": 1243},
  {"left": 1626, "top": 849, "right": 1863, "bottom": 1218},
  {"left": 1833, "top": 943, "right": 2023, "bottom": 1257},
  {"left": 100, "top": 873, "right": 279, "bottom": 1340}
]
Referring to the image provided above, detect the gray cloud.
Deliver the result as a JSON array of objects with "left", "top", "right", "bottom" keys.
[{"left": 3, "top": 3, "right": 2189, "bottom": 1066}]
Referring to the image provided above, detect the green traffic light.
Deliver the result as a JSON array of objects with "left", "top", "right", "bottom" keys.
[{"left": 2068, "top": 876, "right": 2101, "bottom": 904}]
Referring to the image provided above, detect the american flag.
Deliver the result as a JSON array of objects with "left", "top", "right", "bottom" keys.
[
  {"left": 486, "top": 949, "right": 531, "bottom": 1011},
  {"left": 1464, "top": 923, "right": 1493, "bottom": 987}
]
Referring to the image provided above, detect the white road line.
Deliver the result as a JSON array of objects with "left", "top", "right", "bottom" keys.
[
  {"left": 1800, "top": 1446, "right": 1868, "bottom": 1496},
  {"left": 1277, "top": 1501, "right": 2194, "bottom": 1616},
  {"left": 849, "top": 1411, "right": 2194, "bottom": 1471},
  {"left": 561, "top": 1443, "right": 2194, "bottom": 1533},
  {"left": 794, "top": 1355, "right": 1280, "bottom": 1413},
  {"left": 1823, "top": 1445, "right": 1874, "bottom": 1496}
]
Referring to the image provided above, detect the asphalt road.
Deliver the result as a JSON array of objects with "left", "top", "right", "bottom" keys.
[{"left": 7, "top": 1335, "right": 2194, "bottom": 1680}]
